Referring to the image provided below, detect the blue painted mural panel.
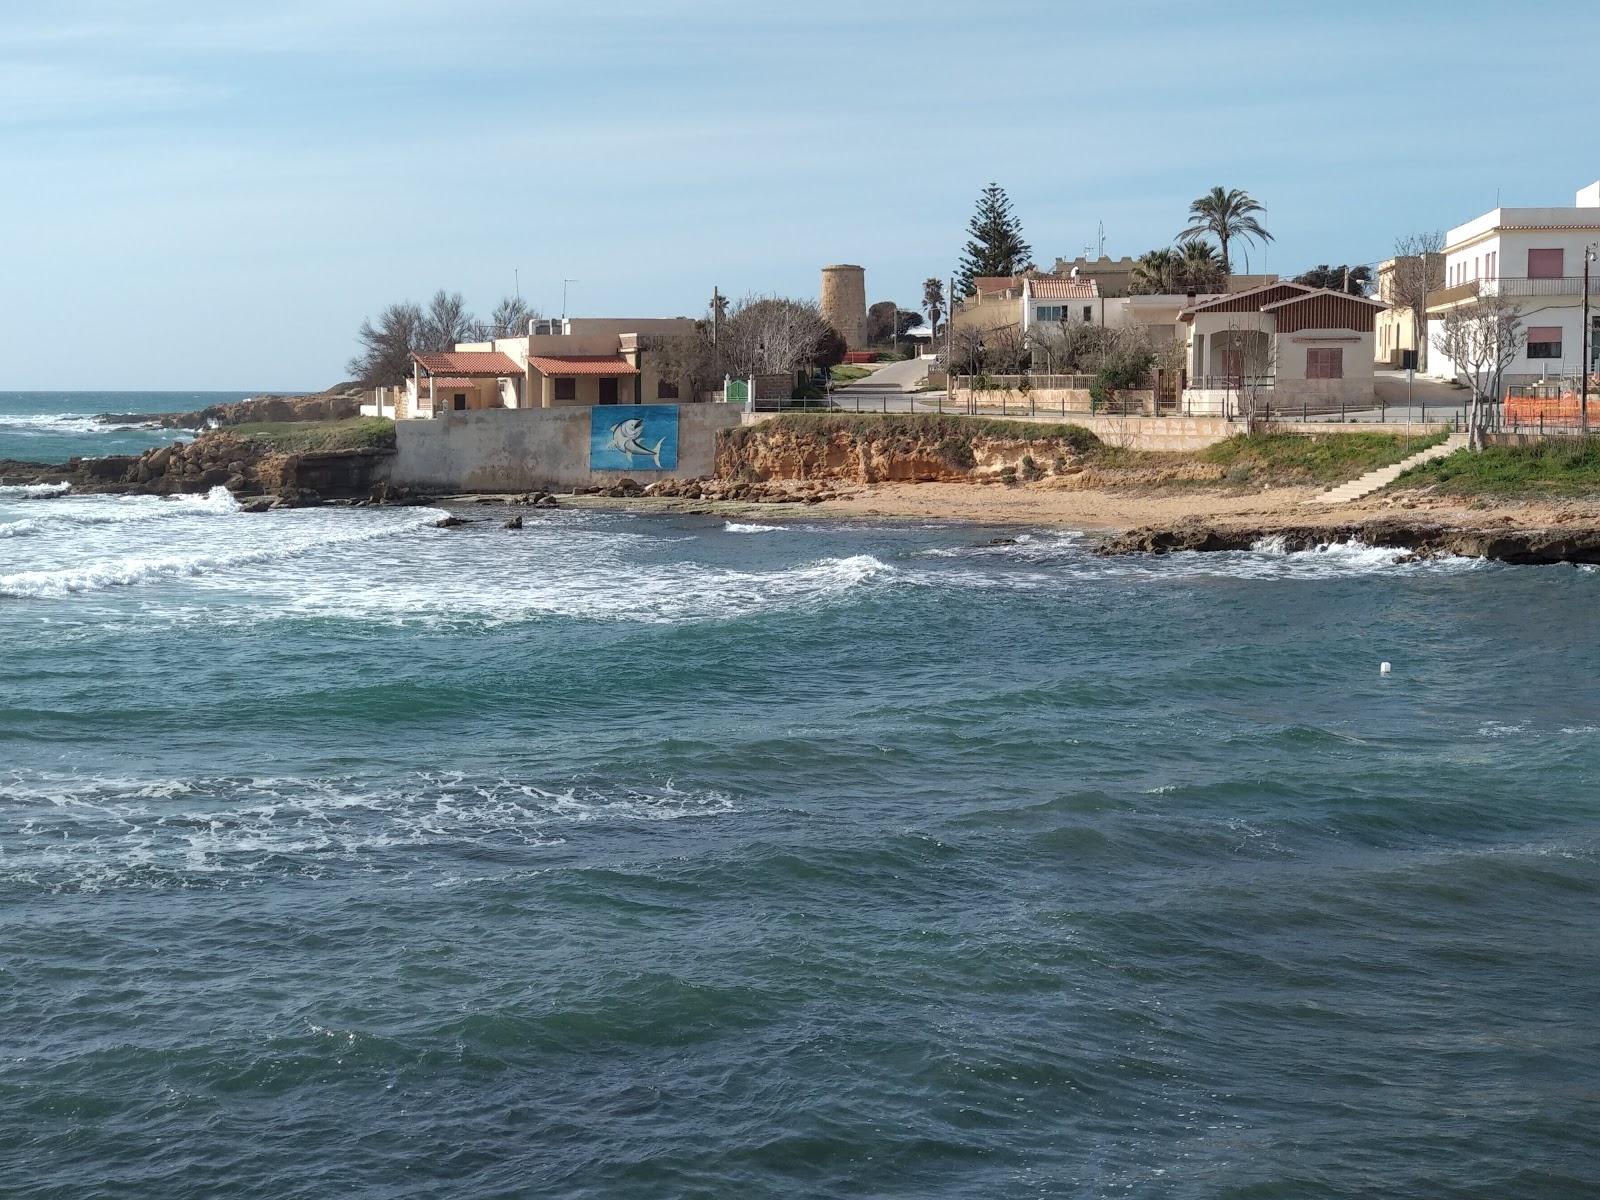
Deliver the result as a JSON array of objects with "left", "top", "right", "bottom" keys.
[{"left": 589, "top": 404, "right": 679, "bottom": 471}]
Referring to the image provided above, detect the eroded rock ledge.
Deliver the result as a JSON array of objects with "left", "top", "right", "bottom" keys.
[{"left": 1096, "top": 518, "right": 1600, "bottom": 566}]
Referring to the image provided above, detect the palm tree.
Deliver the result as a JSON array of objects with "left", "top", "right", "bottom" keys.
[
  {"left": 1176, "top": 239, "right": 1227, "bottom": 292},
  {"left": 922, "top": 277, "right": 945, "bottom": 332},
  {"left": 1177, "top": 186, "right": 1273, "bottom": 274},
  {"left": 1130, "top": 249, "right": 1177, "bottom": 295}
]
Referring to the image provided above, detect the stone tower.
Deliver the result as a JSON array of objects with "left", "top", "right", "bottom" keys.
[{"left": 820, "top": 264, "right": 867, "bottom": 350}]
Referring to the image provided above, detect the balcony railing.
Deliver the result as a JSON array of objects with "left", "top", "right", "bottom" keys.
[{"left": 1427, "top": 276, "right": 1600, "bottom": 308}]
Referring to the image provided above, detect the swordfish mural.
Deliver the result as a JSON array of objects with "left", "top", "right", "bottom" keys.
[{"left": 589, "top": 404, "right": 679, "bottom": 471}]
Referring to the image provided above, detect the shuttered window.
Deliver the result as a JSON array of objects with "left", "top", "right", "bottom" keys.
[
  {"left": 1527, "top": 326, "right": 1562, "bottom": 359},
  {"left": 1528, "top": 249, "right": 1564, "bottom": 279},
  {"left": 1306, "top": 348, "right": 1344, "bottom": 379}
]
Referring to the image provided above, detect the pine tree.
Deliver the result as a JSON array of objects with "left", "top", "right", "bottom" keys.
[{"left": 954, "top": 183, "right": 1032, "bottom": 296}]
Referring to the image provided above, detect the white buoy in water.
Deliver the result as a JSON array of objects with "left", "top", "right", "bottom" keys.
[{"left": 1380, "top": 661, "right": 1392, "bottom": 676}]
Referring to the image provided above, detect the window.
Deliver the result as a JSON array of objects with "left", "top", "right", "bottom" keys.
[
  {"left": 1528, "top": 248, "right": 1564, "bottom": 279},
  {"left": 1473, "top": 256, "right": 1480, "bottom": 280},
  {"left": 1306, "top": 347, "right": 1344, "bottom": 379},
  {"left": 1487, "top": 250, "right": 1497, "bottom": 279},
  {"left": 553, "top": 377, "right": 576, "bottom": 400},
  {"left": 656, "top": 379, "right": 680, "bottom": 399},
  {"left": 1526, "top": 326, "right": 1562, "bottom": 359},
  {"left": 452, "top": 393, "right": 467, "bottom": 411},
  {"left": 1082, "top": 305, "right": 1093, "bottom": 321},
  {"left": 1035, "top": 304, "right": 1064, "bottom": 322}
]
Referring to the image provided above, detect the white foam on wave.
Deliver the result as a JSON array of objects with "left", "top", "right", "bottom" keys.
[
  {"left": 0, "top": 481, "right": 71, "bottom": 497},
  {"left": 307, "top": 542, "right": 895, "bottom": 628},
  {"left": 724, "top": 521, "right": 787, "bottom": 533},
  {"left": 0, "top": 485, "right": 239, "bottom": 537},
  {"left": 0, "top": 505, "right": 442, "bottom": 599},
  {"left": 0, "top": 770, "right": 737, "bottom": 890}
]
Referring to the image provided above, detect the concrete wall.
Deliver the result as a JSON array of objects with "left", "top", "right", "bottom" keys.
[{"left": 393, "top": 403, "right": 743, "bottom": 492}]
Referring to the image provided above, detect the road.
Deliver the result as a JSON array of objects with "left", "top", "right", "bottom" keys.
[{"left": 836, "top": 357, "right": 930, "bottom": 393}]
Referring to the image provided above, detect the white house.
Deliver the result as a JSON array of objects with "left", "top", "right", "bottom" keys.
[
  {"left": 1426, "top": 180, "right": 1600, "bottom": 388},
  {"left": 1180, "top": 281, "right": 1385, "bottom": 414},
  {"left": 1020, "top": 276, "right": 1100, "bottom": 332}
]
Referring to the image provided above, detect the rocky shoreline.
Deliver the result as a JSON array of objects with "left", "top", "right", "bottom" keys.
[
  {"left": 95, "top": 385, "right": 364, "bottom": 430},
  {"left": 1097, "top": 517, "right": 1600, "bottom": 566}
]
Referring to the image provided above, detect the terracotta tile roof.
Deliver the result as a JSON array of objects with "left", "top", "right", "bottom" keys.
[
  {"left": 412, "top": 350, "right": 522, "bottom": 377},
  {"left": 426, "top": 377, "right": 477, "bottom": 390},
  {"left": 972, "top": 275, "right": 1022, "bottom": 294},
  {"left": 1028, "top": 277, "right": 1100, "bottom": 299},
  {"left": 528, "top": 355, "right": 639, "bottom": 376}
]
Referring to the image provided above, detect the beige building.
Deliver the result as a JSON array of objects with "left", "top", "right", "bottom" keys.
[
  {"left": 392, "top": 318, "right": 700, "bottom": 418},
  {"left": 1374, "top": 253, "right": 1444, "bottom": 367},
  {"left": 1181, "top": 281, "right": 1386, "bottom": 414}
]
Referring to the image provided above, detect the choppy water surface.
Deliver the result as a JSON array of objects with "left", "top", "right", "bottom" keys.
[
  {"left": 2, "top": 487, "right": 1597, "bottom": 1198},
  {"left": 0, "top": 392, "right": 253, "bottom": 462}
]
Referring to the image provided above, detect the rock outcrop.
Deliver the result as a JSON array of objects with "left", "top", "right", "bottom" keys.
[
  {"left": 716, "top": 416, "right": 1102, "bottom": 485},
  {"left": 96, "top": 384, "right": 364, "bottom": 430},
  {"left": 0, "top": 430, "right": 396, "bottom": 508},
  {"left": 1097, "top": 517, "right": 1600, "bottom": 566}
]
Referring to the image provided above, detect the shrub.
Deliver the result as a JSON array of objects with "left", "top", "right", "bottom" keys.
[{"left": 1019, "top": 454, "right": 1043, "bottom": 482}]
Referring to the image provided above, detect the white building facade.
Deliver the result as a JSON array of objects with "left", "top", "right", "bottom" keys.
[{"left": 1426, "top": 180, "right": 1600, "bottom": 388}]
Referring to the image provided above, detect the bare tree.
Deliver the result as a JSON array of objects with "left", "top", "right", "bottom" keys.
[
  {"left": 1221, "top": 322, "right": 1278, "bottom": 419},
  {"left": 489, "top": 295, "right": 538, "bottom": 336},
  {"left": 646, "top": 325, "right": 720, "bottom": 402},
  {"left": 1391, "top": 232, "right": 1446, "bottom": 370},
  {"left": 723, "top": 295, "right": 835, "bottom": 375},
  {"left": 420, "top": 290, "right": 476, "bottom": 352},
  {"left": 1432, "top": 296, "right": 1525, "bottom": 450},
  {"left": 348, "top": 301, "right": 424, "bottom": 385},
  {"left": 947, "top": 322, "right": 1028, "bottom": 377}
]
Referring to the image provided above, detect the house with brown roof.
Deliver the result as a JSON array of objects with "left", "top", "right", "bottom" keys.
[
  {"left": 1179, "top": 281, "right": 1386, "bottom": 415},
  {"left": 396, "top": 317, "right": 699, "bottom": 418}
]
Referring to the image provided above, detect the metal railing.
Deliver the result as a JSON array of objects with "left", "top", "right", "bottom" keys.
[{"left": 1427, "top": 276, "right": 1600, "bottom": 307}]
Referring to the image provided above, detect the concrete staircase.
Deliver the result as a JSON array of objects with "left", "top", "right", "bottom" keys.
[{"left": 1307, "top": 433, "right": 1467, "bottom": 506}]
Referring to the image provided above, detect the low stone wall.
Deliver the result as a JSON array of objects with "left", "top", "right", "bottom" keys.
[
  {"left": 392, "top": 404, "right": 743, "bottom": 492},
  {"left": 741, "top": 410, "right": 1246, "bottom": 452}
]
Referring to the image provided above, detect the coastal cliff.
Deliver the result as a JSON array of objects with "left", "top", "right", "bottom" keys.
[{"left": 716, "top": 414, "right": 1119, "bottom": 484}]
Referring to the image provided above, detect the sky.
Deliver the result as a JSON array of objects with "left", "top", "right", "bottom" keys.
[{"left": 5, "top": 0, "right": 1598, "bottom": 391}]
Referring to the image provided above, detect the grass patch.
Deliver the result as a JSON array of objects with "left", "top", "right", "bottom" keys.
[
  {"left": 829, "top": 364, "right": 875, "bottom": 385},
  {"left": 1396, "top": 439, "right": 1600, "bottom": 497},
  {"left": 727, "top": 412, "right": 1103, "bottom": 453},
  {"left": 227, "top": 417, "right": 396, "bottom": 453},
  {"left": 1197, "top": 431, "right": 1446, "bottom": 485}
]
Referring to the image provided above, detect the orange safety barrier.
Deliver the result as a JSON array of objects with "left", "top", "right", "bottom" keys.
[{"left": 1503, "top": 392, "right": 1600, "bottom": 427}]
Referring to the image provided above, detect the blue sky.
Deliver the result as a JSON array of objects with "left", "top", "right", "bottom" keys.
[{"left": 5, "top": 0, "right": 1597, "bottom": 390}]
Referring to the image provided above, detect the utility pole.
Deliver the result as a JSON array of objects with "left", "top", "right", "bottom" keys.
[
  {"left": 1584, "top": 247, "right": 1595, "bottom": 435},
  {"left": 562, "top": 279, "right": 578, "bottom": 325},
  {"left": 710, "top": 286, "right": 723, "bottom": 378}
]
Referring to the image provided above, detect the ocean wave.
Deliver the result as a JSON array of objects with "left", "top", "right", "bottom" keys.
[
  {"left": 308, "top": 550, "right": 895, "bottom": 628},
  {"left": 0, "top": 770, "right": 737, "bottom": 891},
  {"left": 724, "top": 521, "right": 787, "bottom": 533},
  {"left": 0, "top": 412, "right": 185, "bottom": 435},
  {"left": 0, "top": 485, "right": 239, "bottom": 537},
  {"left": 0, "top": 506, "right": 441, "bottom": 599},
  {"left": 0, "top": 481, "right": 71, "bottom": 497}
]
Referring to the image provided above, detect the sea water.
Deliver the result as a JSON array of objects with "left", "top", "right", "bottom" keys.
[
  {"left": 0, "top": 391, "right": 254, "bottom": 463},
  {"left": 2, "top": 471, "right": 1598, "bottom": 1195}
]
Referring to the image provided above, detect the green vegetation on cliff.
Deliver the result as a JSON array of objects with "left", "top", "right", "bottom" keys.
[
  {"left": 724, "top": 413, "right": 1103, "bottom": 454},
  {"left": 228, "top": 417, "right": 396, "bottom": 454},
  {"left": 1396, "top": 439, "right": 1600, "bottom": 497},
  {"left": 1196, "top": 431, "right": 1447, "bottom": 485}
]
